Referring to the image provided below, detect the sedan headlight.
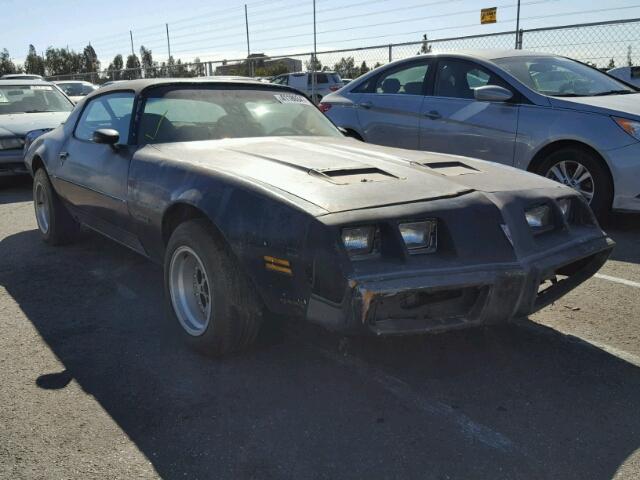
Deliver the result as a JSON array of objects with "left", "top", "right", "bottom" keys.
[
  {"left": 399, "top": 220, "right": 437, "bottom": 253},
  {"left": 0, "top": 137, "right": 24, "bottom": 150},
  {"left": 613, "top": 117, "right": 640, "bottom": 140},
  {"left": 341, "top": 226, "right": 375, "bottom": 256},
  {"left": 525, "top": 204, "right": 552, "bottom": 233}
]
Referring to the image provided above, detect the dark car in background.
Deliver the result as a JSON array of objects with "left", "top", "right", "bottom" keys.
[
  {"left": 24, "top": 78, "right": 612, "bottom": 356},
  {"left": 0, "top": 80, "right": 73, "bottom": 176}
]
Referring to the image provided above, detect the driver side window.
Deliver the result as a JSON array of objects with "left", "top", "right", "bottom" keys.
[{"left": 74, "top": 92, "right": 135, "bottom": 143}]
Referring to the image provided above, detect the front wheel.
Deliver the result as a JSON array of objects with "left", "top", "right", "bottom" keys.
[
  {"left": 538, "top": 147, "right": 612, "bottom": 220},
  {"left": 33, "top": 168, "right": 79, "bottom": 245},
  {"left": 164, "top": 219, "right": 264, "bottom": 356}
]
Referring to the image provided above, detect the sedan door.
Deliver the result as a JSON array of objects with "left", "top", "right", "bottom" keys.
[
  {"left": 419, "top": 58, "right": 519, "bottom": 165},
  {"left": 54, "top": 91, "right": 138, "bottom": 245},
  {"left": 355, "top": 59, "right": 433, "bottom": 150}
]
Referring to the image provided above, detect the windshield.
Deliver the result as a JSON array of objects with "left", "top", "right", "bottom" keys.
[
  {"left": 0, "top": 84, "right": 74, "bottom": 114},
  {"left": 139, "top": 86, "right": 341, "bottom": 144},
  {"left": 494, "top": 55, "right": 636, "bottom": 97}
]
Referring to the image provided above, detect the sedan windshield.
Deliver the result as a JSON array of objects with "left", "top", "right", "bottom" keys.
[
  {"left": 58, "top": 82, "right": 97, "bottom": 96},
  {"left": 0, "top": 84, "right": 74, "bottom": 114},
  {"left": 493, "top": 55, "right": 636, "bottom": 97},
  {"left": 139, "top": 86, "right": 341, "bottom": 144}
]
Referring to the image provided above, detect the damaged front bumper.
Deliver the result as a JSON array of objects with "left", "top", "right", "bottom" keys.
[{"left": 306, "top": 235, "right": 613, "bottom": 335}]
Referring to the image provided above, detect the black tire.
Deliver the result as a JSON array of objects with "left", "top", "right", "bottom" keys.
[
  {"left": 164, "top": 219, "right": 264, "bottom": 356},
  {"left": 32, "top": 168, "right": 79, "bottom": 245},
  {"left": 537, "top": 147, "right": 612, "bottom": 221}
]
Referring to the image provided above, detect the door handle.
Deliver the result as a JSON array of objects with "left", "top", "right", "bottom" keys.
[
  {"left": 424, "top": 110, "right": 441, "bottom": 120},
  {"left": 358, "top": 101, "right": 373, "bottom": 109},
  {"left": 59, "top": 151, "right": 69, "bottom": 161}
]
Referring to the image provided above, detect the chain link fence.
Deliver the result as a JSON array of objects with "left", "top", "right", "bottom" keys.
[{"left": 46, "top": 18, "right": 640, "bottom": 83}]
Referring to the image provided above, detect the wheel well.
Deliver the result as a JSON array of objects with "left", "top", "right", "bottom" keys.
[
  {"left": 31, "top": 155, "right": 45, "bottom": 175},
  {"left": 528, "top": 140, "right": 606, "bottom": 175},
  {"left": 161, "top": 203, "right": 208, "bottom": 246}
]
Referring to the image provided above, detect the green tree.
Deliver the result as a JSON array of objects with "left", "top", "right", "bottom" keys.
[
  {"left": 24, "top": 45, "right": 45, "bottom": 75},
  {"left": 627, "top": 45, "right": 633, "bottom": 67},
  {"left": 124, "top": 54, "right": 141, "bottom": 79},
  {"left": 140, "top": 45, "right": 156, "bottom": 78},
  {"left": 191, "top": 57, "right": 205, "bottom": 76},
  {"left": 333, "top": 56, "right": 359, "bottom": 78},
  {"left": 82, "top": 44, "right": 100, "bottom": 73},
  {"left": 106, "top": 54, "right": 124, "bottom": 80},
  {"left": 0, "top": 49, "right": 18, "bottom": 76},
  {"left": 359, "top": 61, "right": 369, "bottom": 76},
  {"left": 305, "top": 55, "right": 322, "bottom": 71},
  {"left": 607, "top": 58, "right": 616, "bottom": 70}
]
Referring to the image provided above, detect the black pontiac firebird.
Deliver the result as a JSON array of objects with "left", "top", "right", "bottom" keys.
[{"left": 24, "top": 78, "right": 613, "bottom": 356}]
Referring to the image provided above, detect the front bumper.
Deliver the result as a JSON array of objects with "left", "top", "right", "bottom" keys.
[
  {"left": 305, "top": 235, "right": 613, "bottom": 335},
  {"left": 0, "top": 149, "right": 28, "bottom": 176},
  {"left": 606, "top": 141, "right": 640, "bottom": 212}
]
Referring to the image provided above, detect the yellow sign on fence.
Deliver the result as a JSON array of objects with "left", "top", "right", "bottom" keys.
[{"left": 481, "top": 7, "right": 497, "bottom": 24}]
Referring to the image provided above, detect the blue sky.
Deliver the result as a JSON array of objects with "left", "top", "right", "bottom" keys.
[{"left": 3, "top": 0, "right": 640, "bottom": 66}]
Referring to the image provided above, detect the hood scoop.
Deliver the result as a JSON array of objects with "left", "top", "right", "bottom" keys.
[
  {"left": 419, "top": 161, "right": 480, "bottom": 176},
  {"left": 311, "top": 167, "right": 399, "bottom": 185}
]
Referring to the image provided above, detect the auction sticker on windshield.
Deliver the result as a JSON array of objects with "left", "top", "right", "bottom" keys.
[
  {"left": 274, "top": 93, "right": 310, "bottom": 105},
  {"left": 30, "top": 85, "right": 52, "bottom": 90}
]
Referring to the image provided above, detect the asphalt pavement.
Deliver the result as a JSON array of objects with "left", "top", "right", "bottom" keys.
[{"left": 1, "top": 176, "right": 639, "bottom": 480}]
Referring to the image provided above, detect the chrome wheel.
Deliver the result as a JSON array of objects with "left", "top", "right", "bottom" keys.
[
  {"left": 168, "top": 246, "right": 212, "bottom": 336},
  {"left": 545, "top": 160, "right": 594, "bottom": 203},
  {"left": 34, "top": 182, "right": 50, "bottom": 234}
]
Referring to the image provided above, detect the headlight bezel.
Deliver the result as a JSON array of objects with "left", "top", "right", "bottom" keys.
[
  {"left": 398, "top": 219, "right": 438, "bottom": 254},
  {"left": 341, "top": 225, "right": 377, "bottom": 258},
  {"left": 525, "top": 203, "right": 554, "bottom": 234}
]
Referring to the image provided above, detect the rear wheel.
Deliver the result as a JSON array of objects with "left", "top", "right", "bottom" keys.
[
  {"left": 33, "top": 168, "right": 79, "bottom": 245},
  {"left": 164, "top": 219, "right": 264, "bottom": 356},
  {"left": 538, "top": 147, "right": 612, "bottom": 220}
]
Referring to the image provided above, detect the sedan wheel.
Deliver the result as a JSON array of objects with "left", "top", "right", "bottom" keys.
[
  {"left": 545, "top": 160, "right": 595, "bottom": 204},
  {"left": 168, "top": 246, "right": 212, "bottom": 336},
  {"left": 538, "top": 147, "right": 612, "bottom": 221}
]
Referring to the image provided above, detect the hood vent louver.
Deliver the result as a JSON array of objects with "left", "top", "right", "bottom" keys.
[
  {"left": 420, "top": 161, "right": 480, "bottom": 176},
  {"left": 311, "top": 167, "right": 398, "bottom": 185}
]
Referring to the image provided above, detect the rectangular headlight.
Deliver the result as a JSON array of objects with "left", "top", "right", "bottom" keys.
[
  {"left": 399, "top": 220, "right": 437, "bottom": 253},
  {"left": 341, "top": 226, "right": 375, "bottom": 256},
  {"left": 0, "top": 137, "right": 23, "bottom": 150},
  {"left": 525, "top": 204, "right": 552, "bottom": 233}
]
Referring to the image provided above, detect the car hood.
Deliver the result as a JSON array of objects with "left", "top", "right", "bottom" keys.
[
  {"left": 150, "top": 136, "right": 563, "bottom": 214},
  {"left": 0, "top": 111, "right": 69, "bottom": 138},
  {"left": 549, "top": 93, "right": 640, "bottom": 119}
]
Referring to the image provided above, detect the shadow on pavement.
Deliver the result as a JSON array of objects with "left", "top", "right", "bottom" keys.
[
  {"left": 1, "top": 228, "right": 639, "bottom": 479},
  {"left": 606, "top": 213, "right": 640, "bottom": 265},
  {"left": 0, "top": 176, "right": 32, "bottom": 204}
]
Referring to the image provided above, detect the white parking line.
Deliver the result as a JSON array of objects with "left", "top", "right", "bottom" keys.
[
  {"left": 594, "top": 273, "right": 640, "bottom": 289},
  {"left": 312, "top": 346, "right": 515, "bottom": 453}
]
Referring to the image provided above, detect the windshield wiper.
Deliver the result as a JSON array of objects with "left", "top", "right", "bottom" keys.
[
  {"left": 551, "top": 93, "right": 585, "bottom": 97},
  {"left": 23, "top": 110, "right": 59, "bottom": 113},
  {"left": 592, "top": 90, "right": 635, "bottom": 96}
]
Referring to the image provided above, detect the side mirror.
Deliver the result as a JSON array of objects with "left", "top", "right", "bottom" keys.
[
  {"left": 92, "top": 128, "right": 119, "bottom": 145},
  {"left": 474, "top": 85, "right": 513, "bottom": 102}
]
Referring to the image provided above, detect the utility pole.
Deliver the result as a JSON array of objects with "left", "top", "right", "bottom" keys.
[
  {"left": 311, "top": 0, "right": 317, "bottom": 102},
  {"left": 244, "top": 4, "right": 252, "bottom": 76},
  {"left": 130, "top": 30, "right": 135, "bottom": 57},
  {"left": 515, "top": 0, "right": 521, "bottom": 49},
  {"left": 166, "top": 23, "right": 171, "bottom": 61}
]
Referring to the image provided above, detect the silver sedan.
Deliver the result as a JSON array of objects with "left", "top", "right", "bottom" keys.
[{"left": 321, "top": 50, "right": 640, "bottom": 218}]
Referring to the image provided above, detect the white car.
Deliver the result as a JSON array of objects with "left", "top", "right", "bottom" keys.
[
  {"left": 54, "top": 81, "right": 98, "bottom": 103},
  {"left": 271, "top": 72, "right": 343, "bottom": 102}
]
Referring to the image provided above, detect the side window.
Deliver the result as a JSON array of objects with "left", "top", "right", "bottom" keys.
[
  {"left": 308, "top": 73, "right": 329, "bottom": 85},
  {"left": 273, "top": 75, "right": 288, "bottom": 85},
  {"left": 435, "top": 59, "right": 510, "bottom": 99},
  {"left": 374, "top": 63, "right": 429, "bottom": 95},
  {"left": 74, "top": 92, "right": 134, "bottom": 143}
]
